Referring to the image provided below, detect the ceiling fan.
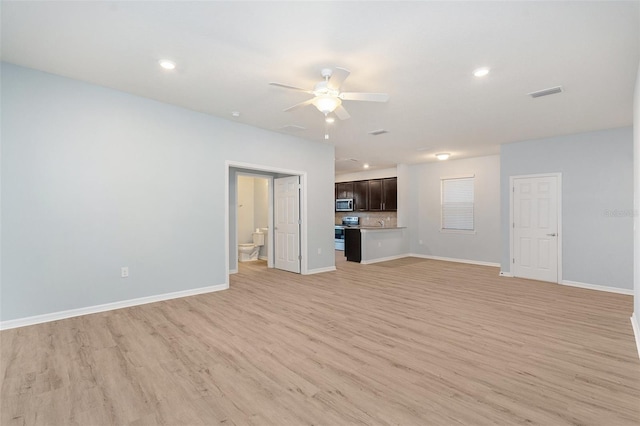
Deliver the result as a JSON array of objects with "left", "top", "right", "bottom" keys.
[{"left": 269, "top": 67, "right": 389, "bottom": 120}]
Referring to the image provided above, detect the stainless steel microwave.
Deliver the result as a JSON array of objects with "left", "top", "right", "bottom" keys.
[{"left": 336, "top": 198, "right": 354, "bottom": 211}]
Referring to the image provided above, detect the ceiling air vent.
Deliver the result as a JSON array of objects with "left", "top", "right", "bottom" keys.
[
  {"left": 279, "top": 124, "right": 306, "bottom": 132},
  {"left": 368, "top": 129, "right": 389, "bottom": 136},
  {"left": 528, "top": 86, "right": 563, "bottom": 98}
]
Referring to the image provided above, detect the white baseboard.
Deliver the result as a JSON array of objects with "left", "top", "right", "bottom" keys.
[
  {"left": 561, "top": 280, "right": 634, "bottom": 295},
  {"left": 499, "top": 271, "right": 513, "bottom": 277},
  {"left": 410, "top": 253, "right": 500, "bottom": 268},
  {"left": 631, "top": 313, "right": 640, "bottom": 360},
  {"left": 0, "top": 283, "right": 229, "bottom": 331},
  {"left": 361, "top": 254, "right": 410, "bottom": 265},
  {"left": 229, "top": 268, "right": 238, "bottom": 274},
  {"left": 304, "top": 266, "right": 336, "bottom": 275}
]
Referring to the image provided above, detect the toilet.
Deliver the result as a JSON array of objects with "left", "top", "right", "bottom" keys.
[{"left": 238, "top": 231, "right": 265, "bottom": 262}]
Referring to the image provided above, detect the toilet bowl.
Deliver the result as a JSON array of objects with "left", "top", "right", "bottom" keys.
[
  {"left": 238, "top": 231, "right": 265, "bottom": 262},
  {"left": 238, "top": 243, "right": 260, "bottom": 262}
]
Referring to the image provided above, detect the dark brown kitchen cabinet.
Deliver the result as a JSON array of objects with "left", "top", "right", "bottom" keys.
[
  {"left": 335, "top": 182, "right": 354, "bottom": 199},
  {"left": 353, "top": 180, "right": 369, "bottom": 211},
  {"left": 335, "top": 177, "right": 397, "bottom": 211},
  {"left": 368, "top": 179, "right": 383, "bottom": 211},
  {"left": 369, "top": 177, "right": 397, "bottom": 211},
  {"left": 382, "top": 177, "right": 397, "bottom": 210},
  {"left": 344, "top": 228, "right": 361, "bottom": 262}
]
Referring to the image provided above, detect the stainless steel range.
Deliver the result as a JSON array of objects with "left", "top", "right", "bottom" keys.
[{"left": 334, "top": 216, "right": 359, "bottom": 250}]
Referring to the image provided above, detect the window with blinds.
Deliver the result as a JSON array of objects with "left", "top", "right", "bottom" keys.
[{"left": 441, "top": 177, "right": 474, "bottom": 231}]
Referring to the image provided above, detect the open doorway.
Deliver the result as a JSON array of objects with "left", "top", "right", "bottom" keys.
[
  {"left": 226, "top": 161, "right": 306, "bottom": 278},
  {"left": 237, "top": 173, "right": 271, "bottom": 267}
]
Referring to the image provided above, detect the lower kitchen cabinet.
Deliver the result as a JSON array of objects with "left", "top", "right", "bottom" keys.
[{"left": 344, "top": 228, "right": 361, "bottom": 262}]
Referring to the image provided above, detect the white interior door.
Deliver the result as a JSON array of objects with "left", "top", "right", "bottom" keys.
[
  {"left": 512, "top": 175, "right": 560, "bottom": 283},
  {"left": 274, "top": 176, "right": 301, "bottom": 273}
]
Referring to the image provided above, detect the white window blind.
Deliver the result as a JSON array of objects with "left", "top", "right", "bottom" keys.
[{"left": 441, "top": 177, "right": 474, "bottom": 231}]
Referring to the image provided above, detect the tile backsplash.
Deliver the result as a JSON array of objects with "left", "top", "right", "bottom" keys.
[{"left": 335, "top": 211, "right": 397, "bottom": 227}]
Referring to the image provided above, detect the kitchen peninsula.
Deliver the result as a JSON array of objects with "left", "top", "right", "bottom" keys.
[{"left": 345, "top": 226, "right": 409, "bottom": 264}]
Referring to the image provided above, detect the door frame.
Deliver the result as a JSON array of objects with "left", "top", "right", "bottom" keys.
[
  {"left": 509, "top": 173, "right": 563, "bottom": 283},
  {"left": 225, "top": 161, "right": 307, "bottom": 279}
]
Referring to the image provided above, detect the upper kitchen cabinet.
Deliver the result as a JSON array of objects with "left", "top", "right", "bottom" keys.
[
  {"left": 335, "top": 177, "right": 397, "bottom": 211},
  {"left": 382, "top": 177, "right": 397, "bottom": 210},
  {"left": 369, "top": 177, "right": 397, "bottom": 211},
  {"left": 336, "top": 182, "right": 354, "bottom": 199},
  {"left": 353, "top": 180, "right": 369, "bottom": 211}
]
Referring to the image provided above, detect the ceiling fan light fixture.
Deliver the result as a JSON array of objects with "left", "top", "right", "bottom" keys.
[
  {"left": 325, "top": 116, "right": 335, "bottom": 124},
  {"left": 313, "top": 95, "right": 341, "bottom": 114},
  {"left": 436, "top": 153, "right": 450, "bottom": 161}
]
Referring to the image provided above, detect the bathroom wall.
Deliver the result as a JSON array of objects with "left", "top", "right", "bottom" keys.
[
  {"left": 237, "top": 175, "right": 269, "bottom": 245},
  {"left": 237, "top": 176, "right": 256, "bottom": 245},
  {"left": 253, "top": 178, "right": 269, "bottom": 230}
]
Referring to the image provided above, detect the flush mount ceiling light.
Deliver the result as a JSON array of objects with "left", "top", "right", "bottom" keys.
[
  {"left": 363, "top": 163, "right": 370, "bottom": 169},
  {"left": 231, "top": 111, "right": 240, "bottom": 117},
  {"left": 159, "top": 59, "right": 176, "bottom": 70},
  {"left": 473, "top": 67, "right": 490, "bottom": 77},
  {"left": 436, "top": 153, "right": 450, "bottom": 161}
]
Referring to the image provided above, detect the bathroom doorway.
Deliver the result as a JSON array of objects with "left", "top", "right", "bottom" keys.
[
  {"left": 226, "top": 162, "right": 307, "bottom": 277},
  {"left": 237, "top": 173, "right": 271, "bottom": 267}
]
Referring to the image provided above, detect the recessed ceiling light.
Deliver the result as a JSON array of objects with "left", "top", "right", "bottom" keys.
[
  {"left": 159, "top": 59, "right": 176, "bottom": 70},
  {"left": 473, "top": 67, "right": 490, "bottom": 77},
  {"left": 436, "top": 153, "right": 450, "bottom": 161},
  {"left": 325, "top": 116, "right": 335, "bottom": 124},
  {"left": 363, "top": 163, "right": 370, "bottom": 169}
]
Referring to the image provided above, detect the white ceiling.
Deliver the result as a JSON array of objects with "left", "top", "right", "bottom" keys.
[{"left": 2, "top": 1, "right": 638, "bottom": 174}]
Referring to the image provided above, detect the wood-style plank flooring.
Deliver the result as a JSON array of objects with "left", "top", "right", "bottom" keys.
[{"left": 2, "top": 253, "right": 639, "bottom": 425}]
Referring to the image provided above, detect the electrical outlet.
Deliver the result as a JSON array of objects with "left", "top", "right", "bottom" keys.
[
  {"left": 317, "top": 248, "right": 322, "bottom": 254},
  {"left": 121, "top": 267, "right": 129, "bottom": 278},
  {"left": 419, "top": 239, "right": 423, "bottom": 245},
  {"left": 377, "top": 242, "right": 382, "bottom": 247}
]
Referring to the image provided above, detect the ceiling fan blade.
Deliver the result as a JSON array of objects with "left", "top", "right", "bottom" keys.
[
  {"left": 327, "top": 67, "right": 350, "bottom": 90},
  {"left": 283, "top": 98, "right": 315, "bottom": 112},
  {"left": 269, "top": 82, "right": 313, "bottom": 93},
  {"left": 334, "top": 105, "right": 351, "bottom": 120},
  {"left": 339, "top": 92, "right": 389, "bottom": 102}
]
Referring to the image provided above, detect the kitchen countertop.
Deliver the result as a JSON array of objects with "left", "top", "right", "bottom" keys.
[{"left": 342, "top": 226, "right": 406, "bottom": 230}]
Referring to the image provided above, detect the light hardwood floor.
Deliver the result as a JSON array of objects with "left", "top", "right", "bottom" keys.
[{"left": 2, "top": 253, "right": 639, "bottom": 425}]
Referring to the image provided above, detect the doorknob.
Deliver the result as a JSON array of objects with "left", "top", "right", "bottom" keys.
[{"left": 546, "top": 233, "right": 557, "bottom": 237}]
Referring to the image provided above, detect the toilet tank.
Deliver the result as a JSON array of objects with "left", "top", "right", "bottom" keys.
[{"left": 252, "top": 231, "right": 265, "bottom": 246}]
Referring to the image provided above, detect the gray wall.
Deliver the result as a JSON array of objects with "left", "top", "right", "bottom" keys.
[
  {"left": 634, "top": 63, "right": 640, "bottom": 320},
  {"left": 1, "top": 63, "right": 335, "bottom": 322},
  {"left": 500, "top": 127, "right": 634, "bottom": 291},
  {"left": 406, "top": 155, "right": 501, "bottom": 264}
]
